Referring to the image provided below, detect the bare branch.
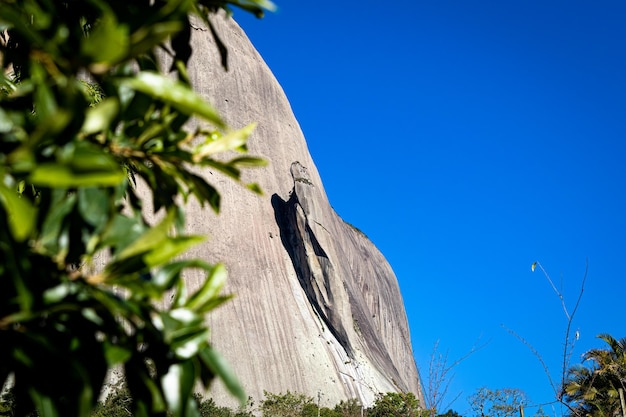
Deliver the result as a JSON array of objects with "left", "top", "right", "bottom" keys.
[
  {"left": 502, "top": 325, "right": 558, "bottom": 396},
  {"left": 514, "top": 260, "right": 588, "bottom": 416},
  {"left": 421, "top": 337, "right": 489, "bottom": 416}
]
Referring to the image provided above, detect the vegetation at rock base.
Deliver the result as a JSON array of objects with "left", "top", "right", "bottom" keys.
[
  {"left": 0, "top": 389, "right": 429, "bottom": 417},
  {"left": 0, "top": 1, "right": 272, "bottom": 417},
  {"left": 2, "top": 341, "right": 625, "bottom": 417}
]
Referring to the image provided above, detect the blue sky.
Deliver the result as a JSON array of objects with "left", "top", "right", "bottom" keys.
[{"left": 236, "top": 2, "right": 626, "bottom": 415}]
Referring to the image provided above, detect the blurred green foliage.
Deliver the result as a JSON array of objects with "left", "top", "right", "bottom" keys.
[{"left": 0, "top": 1, "right": 273, "bottom": 416}]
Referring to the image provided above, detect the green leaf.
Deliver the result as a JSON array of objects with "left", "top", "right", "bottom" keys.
[
  {"left": 161, "top": 362, "right": 199, "bottom": 417},
  {"left": 0, "top": 182, "right": 37, "bottom": 241},
  {"left": 100, "top": 212, "right": 146, "bottom": 253},
  {"left": 31, "top": 62, "right": 56, "bottom": 119},
  {"left": 81, "top": 98, "right": 120, "bottom": 135},
  {"left": 30, "top": 392, "right": 60, "bottom": 417},
  {"left": 30, "top": 163, "right": 126, "bottom": 187},
  {"left": 81, "top": 12, "right": 129, "bottom": 69},
  {"left": 78, "top": 187, "right": 110, "bottom": 227},
  {"left": 120, "top": 72, "right": 226, "bottom": 129},
  {"left": 172, "top": 327, "right": 209, "bottom": 359},
  {"left": 192, "top": 294, "right": 233, "bottom": 314},
  {"left": 153, "top": 259, "right": 213, "bottom": 290},
  {"left": 103, "top": 343, "right": 132, "bottom": 366},
  {"left": 193, "top": 123, "right": 256, "bottom": 161},
  {"left": 0, "top": 107, "right": 15, "bottom": 133},
  {"left": 39, "top": 188, "right": 77, "bottom": 254},
  {"left": 230, "top": 155, "right": 268, "bottom": 167},
  {"left": 246, "top": 182, "right": 263, "bottom": 195},
  {"left": 199, "top": 346, "right": 246, "bottom": 405},
  {"left": 129, "top": 21, "right": 183, "bottom": 58},
  {"left": 30, "top": 142, "right": 126, "bottom": 187},
  {"left": 185, "top": 263, "right": 227, "bottom": 312},
  {"left": 200, "top": 158, "right": 241, "bottom": 180},
  {"left": 184, "top": 172, "right": 221, "bottom": 212},
  {"left": 143, "top": 235, "right": 205, "bottom": 268},
  {"left": 43, "top": 282, "right": 78, "bottom": 304},
  {"left": 106, "top": 210, "right": 205, "bottom": 277},
  {"left": 111, "top": 209, "right": 173, "bottom": 261}
]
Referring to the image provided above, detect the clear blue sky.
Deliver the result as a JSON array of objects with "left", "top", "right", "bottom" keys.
[{"left": 236, "top": 2, "right": 626, "bottom": 415}]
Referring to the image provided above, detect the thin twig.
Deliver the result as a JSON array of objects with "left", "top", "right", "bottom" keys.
[
  {"left": 559, "top": 260, "right": 587, "bottom": 398},
  {"left": 421, "top": 337, "right": 489, "bottom": 415},
  {"left": 503, "top": 325, "right": 558, "bottom": 397}
]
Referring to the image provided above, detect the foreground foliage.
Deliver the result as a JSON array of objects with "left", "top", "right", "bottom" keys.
[{"left": 0, "top": 1, "right": 273, "bottom": 417}]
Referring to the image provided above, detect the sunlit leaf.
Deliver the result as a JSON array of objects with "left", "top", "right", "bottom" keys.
[
  {"left": 120, "top": 72, "right": 226, "bottom": 128},
  {"left": 230, "top": 155, "right": 268, "bottom": 167},
  {"left": 162, "top": 362, "right": 199, "bottom": 417},
  {"left": 111, "top": 209, "right": 174, "bottom": 261},
  {"left": 199, "top": 346, "right": 246, "bottom": 404},
  {"left": 0, "top": 107, "right": 15, "bottom": 133},
  {"left": 153, "top": 259, "right": 213, "bottom": 290},
  {"left": 82, "top": 12, "right": 129, "bottom": 70},
  {"left": 186, "top": 263, "right": 227, "bottom": 312},
  {"left": 246, "top": 182, "right": 263, "bottom": 195},
  {"left": 103, "top": 343, "right": 132, "bottom": 366},
  {"left": 43, "top": 282, "right": 78, "bottom": 304},
  {"left": 81, "top": 98, "right": 120, "bottom": 135},
  {"left": 143, "top": 235, "right": 205, "bottom": 268},
  {"left": 30, "top": 141, "right": 126, "bottom": 187},
  {"left": 193, "top": 123, "right": 256, "bottom": 161},
  {"left": 30, "top": 163, "right": 126, "bottom": 187},
  {"left": 0, "top": 182, "right": 36, "bottom": 241}
]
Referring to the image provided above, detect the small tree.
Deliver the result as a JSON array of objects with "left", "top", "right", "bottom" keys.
[
  {"left": 369, "top": 392, "right": 423, "bottom": 417},
  {"left": 260, "top": 391, "right": 314, "bottom": 417},
  {"left": 422, "top": 339, "right": 485, "bottom": 417},
  {"left": 334, "top": 398, "right": 363, "bottom": 417},
  {"left": 468, "top": 388, "right": 527, "bottom": 417}
]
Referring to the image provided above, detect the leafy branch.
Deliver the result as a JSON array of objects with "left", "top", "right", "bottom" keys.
[{"left": 0, "top": 1, "right": 273, "bottom": 417}]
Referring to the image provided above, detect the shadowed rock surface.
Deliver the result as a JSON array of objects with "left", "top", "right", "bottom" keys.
[{"left": 174, "top": 13, "right": 423, "bottom": 407}]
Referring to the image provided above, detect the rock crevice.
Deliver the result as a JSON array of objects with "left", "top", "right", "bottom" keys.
[{"left": 272, "top": 161, "right": 354, "bottom": 359}]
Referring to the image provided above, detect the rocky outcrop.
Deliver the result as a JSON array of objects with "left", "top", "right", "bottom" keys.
[{"left": 174, "top": 13, "right": 422, "bottom": 408}]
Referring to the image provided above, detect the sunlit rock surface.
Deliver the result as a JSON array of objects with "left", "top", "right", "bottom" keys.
[{"left": 175, "top": 13, "right": 423, "bottom": 408}]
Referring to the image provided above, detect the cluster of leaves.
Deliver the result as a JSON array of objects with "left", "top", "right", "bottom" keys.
[
  {"left": 563, "top": 334, "right": 626, "bottom": 417},
  {"left": 0, "top": 1, "right": 273, "bottom": 417}
]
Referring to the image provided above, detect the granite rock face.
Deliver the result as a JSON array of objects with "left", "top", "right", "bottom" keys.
[{"left": 176, "top": 13, "right": 422, "bottom": 407}]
